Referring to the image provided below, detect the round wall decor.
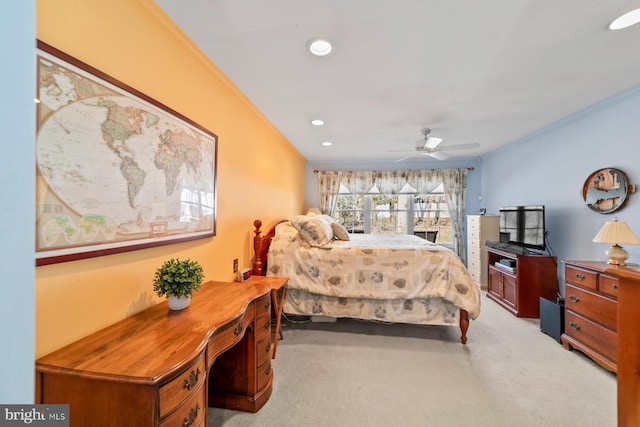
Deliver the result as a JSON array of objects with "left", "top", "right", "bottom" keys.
[{"left": 582, "top": 167, "right": 635, "bottom": 214}]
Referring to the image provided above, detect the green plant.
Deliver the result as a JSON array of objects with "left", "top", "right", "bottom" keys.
[{"left": 153, "top": 258, "right": 204, "bottom": 298}]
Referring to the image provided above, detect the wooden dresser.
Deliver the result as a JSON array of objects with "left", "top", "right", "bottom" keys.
[
  {"left": 561, "top": 260, "right": 618, "bottom": 373},
  {"left": 604, "top": 265, "right": 640, "bottom": 427},
  {"left": 466, "top": 215, "right": 499, "bottom": 289},
  {"left": 35, "top": 279, "right": 282, "bottom": 426}
]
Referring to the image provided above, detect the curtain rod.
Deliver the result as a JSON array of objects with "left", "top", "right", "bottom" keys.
[{"left": 313, "top": 166, "right": 475, "bottom": 173}]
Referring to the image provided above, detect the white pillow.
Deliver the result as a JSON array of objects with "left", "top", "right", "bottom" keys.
[
  {"left": 291, "top": 215, "right": 334, "bottom": 248},
  {"left": 331, "top": 222, "right": 350, "bottom": 241}
]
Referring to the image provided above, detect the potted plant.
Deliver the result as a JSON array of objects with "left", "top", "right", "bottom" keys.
[{"left": 153, "top": 258, "right": 204, "bottom": 310}]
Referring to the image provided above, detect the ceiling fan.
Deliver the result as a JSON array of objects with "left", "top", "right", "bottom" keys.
[{"left": 391, "top": 128, "right": 480, "bottom": 162}]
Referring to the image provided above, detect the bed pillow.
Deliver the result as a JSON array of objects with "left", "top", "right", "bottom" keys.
[
  {"left": 291, "top": 215, "right": 334, "bottom": 248},
  {"left": 320, "top": 214, "right": 335, "bottom": 224},
  {"left": 331, "top": 222, "right": 350, "bottom": 241}
]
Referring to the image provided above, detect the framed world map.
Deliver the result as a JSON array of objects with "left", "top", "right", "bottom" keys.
[{"left": 36, "top": 41, "right": 217, "bottom": 266}]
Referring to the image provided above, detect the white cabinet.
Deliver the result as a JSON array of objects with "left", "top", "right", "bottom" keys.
[{"left": 466, "top": 215, "right": 499, "bottom": 289}]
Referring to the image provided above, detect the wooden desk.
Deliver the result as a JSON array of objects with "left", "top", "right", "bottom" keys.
[
  {"left": 248, "top": 276, "right": 287, "bottom": 359},
  {"left": 36, "top": 280, "right": 273, "bottom": 426}
]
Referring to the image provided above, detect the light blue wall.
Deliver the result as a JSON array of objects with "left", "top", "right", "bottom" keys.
[
  {"left": 481, "top": 86, "right": 640, "bottom": 291},
  {"left": 0, "top": 1, "right": 36, "bottom": 403}
]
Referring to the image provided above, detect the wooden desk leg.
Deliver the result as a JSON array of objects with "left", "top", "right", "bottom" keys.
[{"left": 271, "top": 287, "right": 286, "bottom": 359}]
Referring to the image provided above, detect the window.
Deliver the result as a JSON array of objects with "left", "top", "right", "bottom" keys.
[{"left": 333, "top": 183, "right": 452, "bottom": 244}]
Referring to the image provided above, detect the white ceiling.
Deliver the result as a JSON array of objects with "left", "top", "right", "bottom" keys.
[{"left": 155, "top": 0, "right": 640, "bottom": 163}]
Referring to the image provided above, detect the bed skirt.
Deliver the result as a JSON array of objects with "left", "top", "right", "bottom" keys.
[{"left": 284, "top": 288, "right": 461, "bottom": 326}]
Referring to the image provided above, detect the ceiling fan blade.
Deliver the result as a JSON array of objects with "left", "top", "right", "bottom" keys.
[
  {"left": 438, "top": 142, "right": 480, "bottom": 151},
  {"left": 425, "top": 151, "right": 449, "bottom": 160},
  {"left": 394, "top": 153, "right": 420, "bottom": 162},
  {"left": 424, "top": 136, "right": 443, "bottom": 150}
]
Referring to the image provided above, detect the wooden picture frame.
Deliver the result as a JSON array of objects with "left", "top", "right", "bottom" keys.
[{"left": 35, "top": 41, "right": 217, "bottom": 266}]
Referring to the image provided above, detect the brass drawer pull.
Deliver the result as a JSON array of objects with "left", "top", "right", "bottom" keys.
[
  {"left": 264, "top": 320, "right": 271, "bottom": 330},
  {"left": 575, "top": 273, "right": 585, "bottom": 281},
  {"left": 264, "top": 300, "right": 270, "bottom": 309},
  {"left": 182, "top": 368, "right": 201, "bottom": 390},
  {"left": 234, "top": 323, "right": 243, "bottom": 336},
  {"left": 265, "top": 342, "right": 271, "bottom": 353},
  {"left": 570, "top": 321, "right": 581, "bottom": 331},
  {"left": 182, "top": 403, "right": 200, "bottom": 427},
  {"left": 613, "top": 284, "right": 618, "bottom": 290},
  {"left": 265, "top": 365, "right": 271, "bottom": 375},
  {"left": 569, "top": 295, "right": 580, "bottom": 303}
]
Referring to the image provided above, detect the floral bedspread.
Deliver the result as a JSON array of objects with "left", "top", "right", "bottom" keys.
[{"left": 266, "top": 221, "right": 481, "bottom": 319}]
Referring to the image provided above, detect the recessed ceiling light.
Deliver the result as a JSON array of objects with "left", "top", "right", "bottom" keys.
[
  {"left": 307, "top": 38, "right": 334, "bottom": 57},
  {"left": 322, "top": 141, "right": 332, "bottom": 146},
  {"left": 311, "top": 119, "right": 325, "bottom": 126},
  {"left": 609, "top": 8, "right": 640, "bottom": 30}
]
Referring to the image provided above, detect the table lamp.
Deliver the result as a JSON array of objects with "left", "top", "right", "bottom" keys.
[{"left": 592, "top": 218, "right": 640, "bottom": 266}]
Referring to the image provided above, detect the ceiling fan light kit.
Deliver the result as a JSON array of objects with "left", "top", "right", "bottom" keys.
[
  {"left": 392, "top": 127, "right": 480, "bottom": 162},
  {"left": 425, "top": 136, "right": 443, "bottom": 149}
]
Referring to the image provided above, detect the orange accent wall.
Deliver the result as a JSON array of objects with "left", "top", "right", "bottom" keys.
[{"left": 35, "top": 0, "right": 306, "bottom": 358}]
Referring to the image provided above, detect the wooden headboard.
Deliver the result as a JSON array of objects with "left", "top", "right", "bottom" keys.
[{"left": 252, "top": 219, "right": 286, "bottom": 276}]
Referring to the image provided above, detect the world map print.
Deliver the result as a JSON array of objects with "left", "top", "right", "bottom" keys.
[{"left": 36, "top": 44, "right": 217, "bottom": 264}]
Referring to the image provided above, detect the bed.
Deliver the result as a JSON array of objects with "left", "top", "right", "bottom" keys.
[{"left": 251, "top": 215, "right": 481, "bottom": 344}]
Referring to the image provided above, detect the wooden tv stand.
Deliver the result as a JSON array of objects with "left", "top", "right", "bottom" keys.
[
  {"left": 35, "top": 279, "right": 281, "bottom": 426},
  {"left": 486, "top": 247, "right": 557, "bottom": 318}
]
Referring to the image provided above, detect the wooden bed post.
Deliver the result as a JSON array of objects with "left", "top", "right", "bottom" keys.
[
  {"left": 459, "top": 309, "right": 469, "bottom": 344},
  {"left": 252, "top": 219, "right": 263, "bottom": 276}
]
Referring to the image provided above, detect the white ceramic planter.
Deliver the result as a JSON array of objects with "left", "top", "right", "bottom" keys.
[{"left": 167, "top": 295, "right": 191, "bottom": 311}]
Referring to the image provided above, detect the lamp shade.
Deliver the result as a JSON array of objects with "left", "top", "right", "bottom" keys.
[{"left": 592, "top": 218, "right": 640, "bottom": 244}]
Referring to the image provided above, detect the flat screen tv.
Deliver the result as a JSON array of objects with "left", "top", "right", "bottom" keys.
[{"left": 499, "top": 205, "right": 546, "bottom": 251}]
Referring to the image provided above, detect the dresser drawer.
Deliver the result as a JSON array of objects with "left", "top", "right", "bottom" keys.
[
  {"left": 467, "top": 216, "right": 480, "bottom": 227},
  {"left": 257, "top": 360, "right": 272, "bottom": 392},
  {"left": 565, "top": 265, "right": 597, "bottom": 290},
  {"left": 468, "top": 228, "right": 480, "bottom": 241},
  {"left": 565, "top": 284, "right": 617, "bottom": 331},
  {"left": 599, "top": 274, "right": 619, "bottom": 298},
  {"left": 207, "top": 315, "right": 251, "bottom": 362},
  {"left": 565, "top": 310, "right": 617, "bottom": 362},
  {"left": 256, "top": 328, "right": 272, "bottom": 366},
  {"left": 468, "top": 245, "right": 481, "bottom": 260},
  {"left": 255, "top": 294, "right": 271, "bottom": 318},
  {"left": 159, "top": 354, "right": 205, "bottom": 417},
  {"left": 256, "top": 313, "right": 272, "bottom": 338},
  {"left": 160, "top": 380, "right": 206, "bottom": 427}
]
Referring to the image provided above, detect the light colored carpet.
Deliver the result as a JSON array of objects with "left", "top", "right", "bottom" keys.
[{"left": 208, "top": 292, "right": 616, "bottom": 426}]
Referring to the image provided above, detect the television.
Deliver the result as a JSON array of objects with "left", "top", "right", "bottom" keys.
[{"left": 499, "top": 205, "right": 546, "bottom": 251}]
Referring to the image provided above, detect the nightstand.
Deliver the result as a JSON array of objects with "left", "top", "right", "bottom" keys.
[{"left": 248, "top": 276, "right": 288, "bottom": 359}]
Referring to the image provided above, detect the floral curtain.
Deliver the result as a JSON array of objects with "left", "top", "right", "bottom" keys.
[
  {"left": 315, "top": 168, "right": 469, "bottom": 260},
  {"left": 317, "top": 171, "right": 344, "bottom": 216},
  {"left": 441, "top": 168, "right": 468, "bottom": 263}
]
